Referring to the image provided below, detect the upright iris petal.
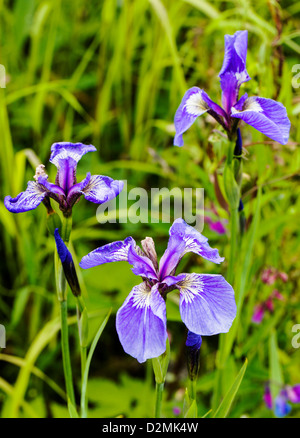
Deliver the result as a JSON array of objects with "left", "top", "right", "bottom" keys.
[
  {"left": 158, "top": 218, "right": 224, "bottom": 279},
  {"left": 219, "top": 30, "right": 249, "bottom": 78},
  {"left": 50, "top": 142, "right": 96, "bottom": 192}
]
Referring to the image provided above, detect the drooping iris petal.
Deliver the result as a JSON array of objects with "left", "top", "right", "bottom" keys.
[
  {"left": 80, "top": 175, "right": 124, "bottom": 204},
  {"left": 275, "top": 392, "right": 292, "bottom": 418},
  {"left": 231, "top": 96, "right": 290, "bottom": 145},
  {"left": 54, "top": 228, "right": 81, "bottom": 297},
  {"left": 4, "top": 181, "right": 48, "bottom": 213},
  {"left": 173, "top": 87, "right": 225, "bottom": 147},
  {"left": 116, "top": 282, "right": 167, "bottom": 363},
  {"left": 176, "top": 273, "right": 236, "bottom": 336},
  {"left": 159, "top": 218, "right": 224, "bottom": 279},
  {"left": 128, "top": 245, "right": 158, "bottom": 280},
  {"left": 49, "top": 142, "right": 97, "bottom": 191},
  {"left": 79, "top": 237, "right": 135, "bottom": 269},
  {"left": 286, "top": 385, "right": 300, "bottom": 404}
]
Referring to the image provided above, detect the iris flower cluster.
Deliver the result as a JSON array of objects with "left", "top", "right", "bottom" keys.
[
  {"left": 80, "top": 218, "right": 236, "bottom": 363},
  {"left": 173, "top": 30, "right": 290, "bottom": 147}
]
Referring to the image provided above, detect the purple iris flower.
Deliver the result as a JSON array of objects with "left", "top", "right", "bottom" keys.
[
  {"left": 80, "top": 218, "right": 236, "bottom": 363},
  {"left": 4, "top": 142, "right": 124, "bottom": 217},
  {"left": 264, "top": 384, "right": 300, "bottom": 417},
  {"left": 174, "top": 30, "right": 290, "bottom": 146}
]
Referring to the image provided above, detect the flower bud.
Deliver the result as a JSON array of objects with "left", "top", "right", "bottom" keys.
[
  {"left": 54, "top": 228, "right": 81, "bottom": 297},
  {"left": 186, "top": 331, "right": 202, "bottom": 381}
]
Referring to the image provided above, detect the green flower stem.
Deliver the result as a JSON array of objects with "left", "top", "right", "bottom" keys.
[
  {"left": 155, "top": 382, "right": 164, "bottom": 418},
  {"left": 189, "top": 378, "right": 197, "bottom": 401},
  {"left": 152, "top": 340, "right": 170, "bottom": 418},
  {"left": 227, "top": 206, "right": 239, "bottom": 286},
  {"left": 54, "top": 215, "right": 76, "bottom": 409},
  {"left": 213, "top": 139, "right": 241, "bottom": 411},
  {"left": 76, "top": 298, "right": 88, "bottom": 417},
  {"left": 59, "top": 299, "right": 76, "bottom": 406}
]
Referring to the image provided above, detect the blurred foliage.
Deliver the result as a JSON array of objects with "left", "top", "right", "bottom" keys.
[{"left": 0, "top": 0, "right": 299, "bottom": 418}]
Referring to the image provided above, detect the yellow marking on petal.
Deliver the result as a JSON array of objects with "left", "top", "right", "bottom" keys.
[
  {"left": 177, "top": 273, "right": 203, "bottom": 304},
  {"left": 133, "top": 283, "right": 152, "bottom": 309}
]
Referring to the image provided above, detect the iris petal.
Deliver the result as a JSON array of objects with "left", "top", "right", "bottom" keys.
[
  {"left": 219, "top": 30, "right": 250, "bottom": 78},
  {"left": 176, "top": 273, "right": 236, "bottom": 336},
  {"left": 128, "top": 245, "right": 158, "bottom": 280},
  {"left": 4, "top": 181, "right": 48, "bottom": 213},
  {"left": 80, "top": 175, "right": 124, "bottom": 204},
  {"left": 231, "top": 96, "right": 290, "bottom": 145},
  {"left": 116, "top": 282, "right": 167, "bottom": 363},
  {"left": 173, "top": 87, "right": 225, "bottom": 147},
  {"left": 79, "top": 237, "right": 135, "bottom": 269},
  {"left": 49, "top": 142, "right": 97, "bottom": 191},
  {"left": 158, "top": 218, "right": 224, "bottom": 279}
]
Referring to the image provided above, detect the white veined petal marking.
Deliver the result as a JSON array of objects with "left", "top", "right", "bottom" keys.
[
  {"left": 185, "top": 91, "right": 209, "bottom": 116},
  {"left": 231, "top": 97, "right": 263, "bottom": 115},
  {"left": 235, "top": 70, "right": 249, "bottom": 85},
  {"left": 132, "top": 283, "right": 152, "bottom": 310},
  {"left": 181, "top": 236, "right": 203, "bottom": 256},
  {"left": 178, "top": 273, "right": 204, "bottom": 304}
]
